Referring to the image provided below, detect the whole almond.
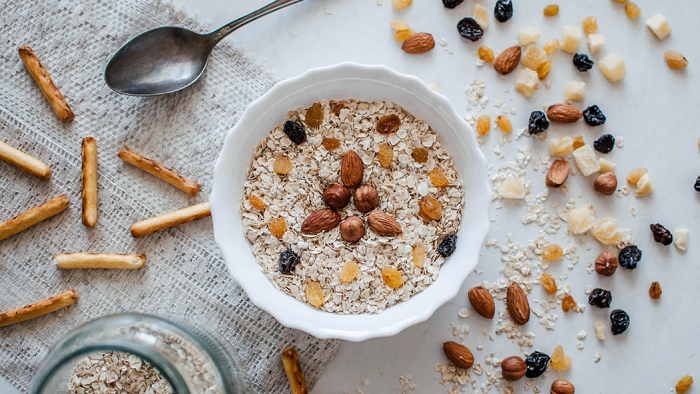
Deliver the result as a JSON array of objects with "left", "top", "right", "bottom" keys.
[
  {"left": 550, "top": 379, "right": 575, "bottom": 394},
  {"left": 468, "top": 286, "right": 495, "bottom": 319},
  {"left": 546, "top": 104, "right": 583, "bottom": 123},
  {"left": 301, "top": 208, "right": 341, "bottom": 235},
  {"left": 594, "top": 172, "right": 617, "bottom": 195},
  {"left": 493, "top": 45, "right": 522, "bottom": 75},
  {"left": 442, "top": 341, "right": 474, "bottom": 369},
  {"left": 367, "top": 210, "right": 402, "bottom": 237},
  {"left": 340, "top": 150, "right": 363, "bottom": 187},
  {"left": 401, "top": 32, "right": 436, "bottom": 54},
  {"left": 545, "top": 159, "right": 570, "bottom": 188},
  {"left": 506, "top": 282, "right": 530, "bottom": 325},
  {"left": 500, "top": 356, "right": 527, "bottom": 382},
  {"left": 594, "top": 252, "right": 618, "bottom": 276}
]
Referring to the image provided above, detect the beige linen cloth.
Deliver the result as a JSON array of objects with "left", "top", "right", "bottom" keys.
[{"left": 0, "top": 0, "right": 339, "bottom": 392}]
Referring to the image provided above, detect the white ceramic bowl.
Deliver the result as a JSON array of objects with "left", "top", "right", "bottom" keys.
[{"left": 211, "top": 63, "right": 490, "bottom": 342}]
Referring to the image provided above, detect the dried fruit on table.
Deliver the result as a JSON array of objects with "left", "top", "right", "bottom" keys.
[
  {"left": 494, "top": 0, "right": 513, "bottom": 23},
  {"left": 382, "top": 267, "right": 404, "bottom": 289},
  {"left": 391, "top": 0, "right": 412, "bottom": 9},
  {"left": 394, "top": 28, "right": 416, "bottom": 41},
  {"left": 572, "top": 135, "right": 585, "bottom": 150},
  {"left": 599, "top": 54, "right": 627, "bottom": 83},
  {"left": 457, "top": 17, "right": 484, "bottom": 42},
  {"left": 321, "top": 137, "right": 340, "bottom": 150},
  {"left": 278, "top": 249, "right": 300, "bottom": 274},
  {"left": 248, "top": 195, "right": 266, "bottom": 210},
  {"left": 377, "top": 143, "right": 393, "bottom": 167},
  {"left": 540, "top": 273, "right": 557, "bottom": 294},
  {"left": 428, "top": 168, "right": 449, "bottom": 187},
  {"left": 582, "top": 16, "right": 597, "bottom": 34},
  {"left": 340, "top": 261, "right": 359, "bottom": 283},
  {"left": 592, "top": 218, "right": 624, "bottom": 246},
  {"left": 305, "top": 281, "right": 325, "bottom": 308},
  {"left": 305, "top": 102, "right": 324, "bottom": 128},
  {"left": 528, "top": 111, "right": 549, "bottom": 134},
  {"left": 499, "top": 178, "right": 526, "bottom": 199},
  {"left": 583, "top": 104, "right": 606, "bottom": 126},
  {"left": 443, "top": 341, "right": 474, "bottom": 369},
  {"left": 665, "top": 51, "right": 689, "bottom": 69},
  {"left": 468, "top": 286, "right": 495, "bottom": 319},
  {"left": 438, "top": 234, "right": 457, "bottom": 257},
  {"left": 564, "top": 80, "right": 586, "bottom": 101},
  {"left": 646, "top": 14, "right": 671, "bottom": 40},
  {"left": 377, "top": 114, "right": 401, "bottom": 134},
  {"left": 283, "top": 120, "right": 306, "bottom": 144},
  {"left": 695, "top": 176, "right": 700, "bottom": 192},
  {"left": 595, "top": 252, "right": 618, "bottom": 276},
  {"left": 472, "top": 4, "right": 489, "bottom": 29},
  {"left": 568, "top": 206, "right": 594, "bottom": 234},
  {"left": 543, "top": 39, "right": 560, "bottom": 55},
  {"left": 618, "top": 245, "right": 642, "bottom": 269},
  {"left": 573, "top": 53, "right": 594, "bottom": 72},
  {"left": 588, "top": 288, "right": 612, "bottom": 308},
  {"left": 627, "top": 168, "right": 648, "bottom": 184},
  {"left": 273, "top": 155, "right": 293, "bottom": 175},
  {"left": 550, "top": 345, "right": 572, "bottom": 371},
  {"left": 549, "top": 137, "right": 573, "bottom": 157},
  {"left": 536, "top": 61, "right": 552, "bottom": 80},
  {"left": 521, "top": 45, "right": 546, "bottom": 70},
  {"left": 269, "top": 217, "right": 288, "bottom": 239},
  {"left": 543, "top": 4, "right": 559, "bottom": 17},
  {"left": 560, "top": 25, "right": 582, "bottom": 53},
  {"left": 587, "top": 33, "right": 606, "bottom": 55},
  {"left": 676, "top": 376, "right": 694, "bottom": 393},
  {"left": 402, "top": 32, "right": 436, "bottom": 54},
  {"left": 411, "top": 147, "right": 429, "bottom": 163},
  {"left": 650, "top": 223, "right": 673, "bottom": 245},
  {"left": 496, "top": 115, "right": 512, "bottom": 133},
  {"left": 562, "top": 294, "right": 576, "bottom": 312},
  {"left": 573, "top": 144, "right": 600, "bottom": 176},
  {"left": 476, "top": 115, "right": 491, "bottom": 136},
  {"left": 493, "top": 45, "right": 521, "bottom": 75},
  {"left": 674, "top": 229, "right": 689, "bottom": 251},
  {"left": 412, "top": 244, "right": 426, "bottom": 268},
  {"left": 593, "top": 134, "right": 615, "bottom": 153},
  {"left": 442, "top": 0, "right": 464, "bottom": 9},
  {"left": 390, "top": 19, "right": 410, "bottom": 31},
  {"left": 635, "top": 173, "right": 654, "bottom": 196},
  {"left": 518, "top": 27, "right": 542, "bottom": 46},
  {"left": 625, "top": 2, "right": 641, "bottom": 18},
  {"left": 524, "top": 351, "right": 550, "bottom": 378},
  {"left": 418, "top": 196, "right": 442, "bottom": 221},
  {"left": 501, "top": 356, "right": 527, "bottom": 381},
  {"left": 478, "top": 46, "right": 494, "bottom": 62},
  {"left": 649, "top": 281, "right": 662, "bottom": 299},
  {"left": 610, "top": 309, "right": 630, "bottom": 335},
  {"left": 542, "top": 244, "right": 563, "bottom": 260},
  {"left": 595, "top": 321, "right": 606, "bottom": 340},
  {"left": 506, "top": 283, "right": 530, "bottom": 325},
  {"left": 515, "top": 68, "right": 539, "bottom": 98}
]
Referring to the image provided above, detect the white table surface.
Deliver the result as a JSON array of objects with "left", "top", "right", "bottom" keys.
[{"left": 4, "top": 0, "right": 699, "bottom": 393}]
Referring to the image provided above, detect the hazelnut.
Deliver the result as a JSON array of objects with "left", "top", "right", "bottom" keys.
[
  {"left": 594, "top": 172, "right": 617, "bottom": 195},
  {"left": 550, "top": 379, "right": 575, "bottom": 394},
  {"left": 500, "top": 356, "right": 527, "bottom": 382},
  {"left": 354, "top": 185, "right": 379, "bottom": 212},
  {"left": 594, "top": 252, "right": 618, "bottom": 276},
  {"left": 322, "top": 184, "right": 350, "bottom": 209},
  {"left": 339, "top": 216, "right": 365, "bottom": 242}
]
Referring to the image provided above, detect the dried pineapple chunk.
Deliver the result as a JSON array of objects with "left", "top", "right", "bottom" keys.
[
  {"left": 568, "top": 206, "right": 595, "bottom": 234},
  {"left": 573, "top": 145, "right": 600, "bottom": 176},
  {"left": 560, "top": 25, "right": 582, "bottom": 53}
]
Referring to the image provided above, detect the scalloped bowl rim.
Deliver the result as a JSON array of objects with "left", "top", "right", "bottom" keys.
[{"left": 210, "top": 62, "right": 490, "bottom": 342}]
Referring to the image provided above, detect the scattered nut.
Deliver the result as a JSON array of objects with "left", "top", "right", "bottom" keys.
[
  {"left": 550, "top": 379, "right": 575, "bottom": 394},
  {"left": 353, "top": 185, "right": 379, "bottom": 212},
  {"left": 594, "top": 172, "right": 618, "bottom": 195},
  {"left": 443, "top": 341, "right": 474, "bottom": 369},
  {"left": 595, "top": 252, "right": 618, "bottom": 276},
  {"left": 401, "top": 32, "right": 436, "bottom": 54},
  {"left": 339, "top": 216, "right": 365, "bottom": 242},
  {"left": 500, "top": 356, "right": 527, "bottom": 381},
  {"left": 468, "top": 286, "right": 495, "bottom": 319},
  {"left": 493, "top": 45, "right": 522, "bottom": 75},
  {"left": 546, "top": 159, "right": 570, "bottom": 188},
  {"left": 547, "top": 104, "right": 583, "bottom": 123},
  {"left": 506, "top": 282, "right": 530, "bottom": 325}
]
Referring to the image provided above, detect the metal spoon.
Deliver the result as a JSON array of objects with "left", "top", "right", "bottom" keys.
[{"left": 105, "top": 0, "right": 305, "bottom": 96}]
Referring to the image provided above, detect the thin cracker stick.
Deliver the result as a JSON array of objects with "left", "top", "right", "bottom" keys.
[
  {"left": 0, "top": 289, "right": 78, "bottom": 327},
  {"left": 0, "top": 140, "right": 52, "bottom": 179},
  {"left": 281, "top": 348, "right": 308, "bottom": 394},
  {"left": 81, "top": 137, "right": 98, "bottom": 227},
  {"left": 118, "top": 146, "right": 200, "bottom": 196},
  {"left": 130, "top": 202, "right": 210, "bottom": 238},
  {"left": 0, "top": 194, "right": 70, "bottom": 242},
  {"left": 18, "top": 46, "right": 74, "bottom": 122},
  {"left": 55, "top": 253, "right": 146, "bottom": 269}
]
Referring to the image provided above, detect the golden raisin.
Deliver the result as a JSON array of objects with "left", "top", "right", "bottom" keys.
[
  {"left": 395, "top": 28, "right": 416, "bottom": 41},
  {"left": 624, "top": 2, "right": 641, "bottom": 18},
  {"left": 378, "top": 143, "right": 394, "bottom": 167},
  {"left": 542, "top": 39, "right": 560, "bottom": 55},
  {"left": 626, "top": 168, "right": 648, "bottom": 184},
  {"left": 665, "top": 51, "right": 689, "bottom": 69},
  {"left": 305, "top": 281, "right": 325, "bottom": 308},
  {"left": 540, "top": 273, "right": 557, "bottom": 294},
  {"left": 392, "top": 0, "right": 412, "bottom": 9},
  {"left": 536, "top": 60, "right": 552, "bottom": 80},
  {"left": 562, "top": 294, "right": 576, "bottom": 312},
  {"left": 613, "top": 0, "right": 626, "bottom": 2},
  {"left": 543, "top": 4, "right": 559, "bottom": 17},
  {"left": 268, "top": 217, "right": 287, "bottom": 239},
  {"left": 248, "top": 195, "right": 266, "bottom": 210},
  {"left": 428, "top": 168, "right": 449, "bottom": 187},
  {"left": 478, "top": 46, "right": 495, "bottom": 62},
  {"left": 382, "top": 267, "right": 404, "bottom": 289},
  {"left": 572, "top": 135, "right": 585, "bottom": 150},
  {"left": 649, "top": 281, "right": 662, "bottom": 299},
  {"left": 582, "top": 16, "right": 597, "bottom": 34},
  {"left": 331, "top": 101, "right": 345, "bottom": 115},
  {"left": 550, "top": 345, "right": 572, "bottom": 371},
  {"left": 418, "top": 196, "right": 442, "bottom": 221},
  {"left": 412, "top": 244, "right": 426, "bottom": 268},
  {"left": 321, "top": 137, "right": 340, "bottom": 150},
  {"left": 476, "top": 115, "right": 491, "bottom": 136},
  {"left": 305, "top": 102, "right": 324, "bottom": 128},
  {"left": 390, "top": 19, "right": 410, "bottom": 31},
  {"left": 676, "top": 375, "right": 694, "bottom": 394},
  {"left": 411, "top": 147, "right": 429, "bottom": 163},
  {"left": 273, "top": 155, "right": 292, "bottom": 175},
  {"left": 542, "top": 244, "right": 563, "bottom": 260},
  {"left": 340, "top": 261, "right": 360, "bottom": 283},
  {"left": 496, "top": 115, "right": 512, "bottom": 133},
  {"left": 377, "top": 114, "right": 401, "bottom": 134}
]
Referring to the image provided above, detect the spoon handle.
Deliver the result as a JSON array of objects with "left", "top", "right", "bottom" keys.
[{"left": 209, "top": 0, "right": 306, "bottom": 44}]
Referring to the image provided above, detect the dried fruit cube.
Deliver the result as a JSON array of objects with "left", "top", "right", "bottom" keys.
[
  {"left": 273, "top": 155, "right": 293, "bottom": 175},
  {"left": 540, "top": 273, "right": 557, "bottom": 294},
  {"left": 521, "top": 45, "right": 546, "bottom": 70},
  {"left": 587, "top": 33, "right": 606, "bottom": 55},
  {"left": 382, "top": 267, "right": 404, "bottom": 289},
  {"left": 269, "top": 217, "right": 287, "bottom": 239},
  {"left": 627, "top": 168, "right": 648, "bottom": 184},
  {"left": 515, "top": 68, "right": 539, "bottom": 98},
  {"left": 378, "top": 143, "right": 394, "bottom": 167},
  {"left": 582, "top": 16, "right": 597, "bottom": 34},
  {"left": 542, "top": 244, "right": 563, "bottom": 260},
  {"left": 472, "top": 4, "right": 489, "bottom": 29},
  {"left": 305, "top": 102, "right": 324, "bottom": 128},
  {"left": 340, "top": 261, "right": 360, "bottom": 283},
  {"left": 649, "top": 281, "right": 662, "bottom": 299},
  {"left": 390, "top": 19, "right": 410, "bottom": 30},
  {"left": 411, "top": 147, "right": 429, "bottom": 163},
  {"left": 478, "top": 46, "right": 494, "bottom": 63},
  {"left": 305, "top": 281, "right": 325, "bottom": 308},
  {"left": 635, "top": 173, "right": 654, "bottom": 196},
  {"left": 395, "top": 28, "right": 416, "bottom": 41},
  {"left": 572, "top": 135, "right": 585, "bottom": 150},
  {"left": 568, "top": 206, "right": 595, "bottom": 234},
  {"left": 322, "top": 137, "right": 340, "bottom": 150},
  {"left": 560, "top": 25, "right": 582, "bottom": 54},
  {"left": 646, "top": 14, "right": 671, "bottom": 40},
  {"left": 549, "top": 136, "right": 573, "bottom": 156},
  {"left": 598, "top": 158, "right": 616, "bottom": 173},
  {"left": 595, "top": 321, "right": 606, "bottom": 339},
  {"left": 392, "top": 0, "right": 412, "bottom": 9},
  {"left": 543, "top": 39, "right": 560, "bottom": 55},
  {"left": 599, "top": 54, "right": 627, "bottom": 83},
  {"left": 625, "top": 2, "right": 641, "bottom": 18},
  {"left": 412, "top": 244, "right": 426, "bottom": 268},
  {"left": 418, "top": 196, "right": 443, "bottom": 221},
  {"left": 591, "top": 218, "right": 622, "bottom": 245},
  {"left": 499, "top": 178, "right": 526, "bottom": 199},
  {"left": 550, "top": 344, "right": 572, "bottom": 370},
  {"left": 676, "top": 376, "right": 694, "bottom": 393},
  {"left": 476, "top": 115, "right": 491, "bottom": 136},
  {"left": 536, "top": 60, "right": 552, "bottom": 80},
  {"left": 674, "top": 229, "right": 689, "bottom": 251},
  {"left": 564, "top": 80, "right": 586, "bottom": 101},
  {"left": 248, "top": 195, "right": 266, "bottom": 210},
  {"left": 496, "top": 115, "right": 512, "bottom": 133},
  {"left": 543, "top": 4, "right": 559, "bottom": 17},
  {"left": 518, "top": 27, "right": 542, "bottom": 46},
  {"left": 562, "top": 294, "right": 576, "bottom": 312},
  {"left": 665, "top": 51, "right": 689, "bottom": 69},
  {"left": 572, "top": 144, "right": 600, "bottom": 176},
  {"left": 428, "top": 168, "right": 450, "bottom": 187}
]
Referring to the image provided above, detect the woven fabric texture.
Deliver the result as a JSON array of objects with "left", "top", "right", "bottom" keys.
[{"left": 0, "top": 0, "right": 339, "bottom": 392}]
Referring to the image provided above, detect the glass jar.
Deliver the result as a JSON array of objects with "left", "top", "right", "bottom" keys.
[{"left": 31, "top": 313, "right": 248, "bottom": 394}]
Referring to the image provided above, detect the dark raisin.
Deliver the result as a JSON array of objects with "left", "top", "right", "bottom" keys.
[
  {"left": 283, "top": 120, "right": 306, "bottom": 144},
  {"left": 528, "top": 111, "right": 549, "bottom": 134},
  {"left": 618, "top": 245, "right": 642, "bottom": 269},
  {"left": 457, "top": 18, "right": 484, "bottom": 42},
  {"left": 494, "top": 0, "right": 513, "bottom": 23},
  {"left": 582, "top": 104, "right": 606, "bottom": 126},
  {"left": 442, "top": 0, "right": 464, "bottom": 9},
  {"left": 593, "top": 134, "right": 615, "bottom": 153},
  {"left": 573, "top": 53, "right": 594, "bottom": 72},
  {"left": 437, "top": 234, "right": 457, "bottom": 257},
  {"left": 695, "top": 176, "right": 700, "bottom": 192},
  {"left": 588, "top": 288, "right": 612, "bottom": 308},
  {"left": 524, "top": 351, "right": 550, "bottom": 378},
  {"left": 650, "top": 223, "right": 673, "bottom": 245},
  {"left": 610, "top": 309, "right": 630, "bottom": 335},
  {"left": 278, "top": 249, "right": 300, "bottom": 274}
]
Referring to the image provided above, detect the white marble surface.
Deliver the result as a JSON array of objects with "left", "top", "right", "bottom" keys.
[{"left": 5, "top": 0, "right": 700, "bottom": 392}]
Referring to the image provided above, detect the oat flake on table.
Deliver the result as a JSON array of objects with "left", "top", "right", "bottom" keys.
[{"left": 240, "top": 99, "right": 465, "bottom": 314}]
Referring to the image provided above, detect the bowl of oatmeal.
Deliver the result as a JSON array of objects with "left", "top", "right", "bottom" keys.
[{"left": 211, "top": 63, "right": 490, "bottom": 341}]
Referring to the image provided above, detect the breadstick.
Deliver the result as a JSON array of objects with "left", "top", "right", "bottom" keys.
[
  {"left": 81, "top": 137, "right": 98, "bottom": 227},
  {"left": 0, "top": 289, "right": 78, "bottom": 327},
  {"left": 130, "top": 202, "right": 210, "bottom": 238},
  {"left": 0, "top": 194, "right": 70, "bottom": 242},
  {"left": 0, "top": 140, "right": 51, "bottom": 179},
  {"left": 18, "top": 46, "right": 74, "bottom": 122},
  {"left": 55, "top": 253, "right": 146, "bottom": 269},
  {"left": 281, "top": 348, "right": 308, "bottom": 394},
  {"left": 118, "top": 146, "right": 200, "bottom": 196}
]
